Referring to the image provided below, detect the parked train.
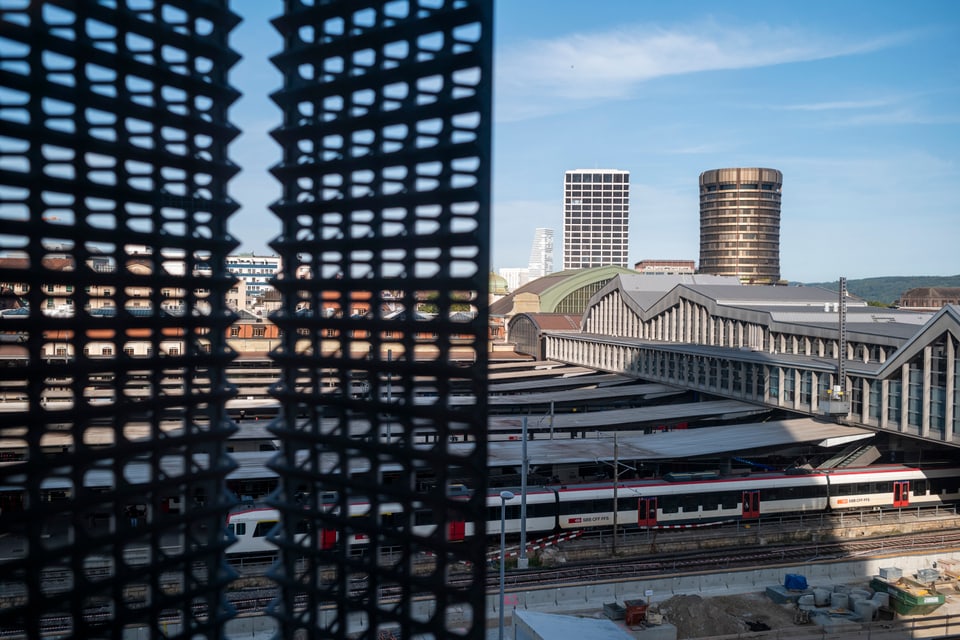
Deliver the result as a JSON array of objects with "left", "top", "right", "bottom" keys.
[{"left": 225, "top": 464, "right": 960, "bottom": 556}]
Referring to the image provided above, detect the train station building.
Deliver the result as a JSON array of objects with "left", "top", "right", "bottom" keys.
[{"left": 541, "top": 273, "right": 960, "bottom": 448}]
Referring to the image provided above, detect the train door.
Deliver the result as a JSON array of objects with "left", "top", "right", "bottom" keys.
[
  {"left": 637, "top": 497, "right": 657, "bottom": 527},
  {"left": 448, "top": 519, "right": 465, "bottom": 542},
  {"left": 319, "top": 528, "right": 337, "bottom": 550},
  {"left": 447, "top": 489, "right": 468, "bottom": 542},
  {"left": 742, "top": 490, "right": 760, "bottom": 519},
  {"left": 893, "top": 480, "right": 910, "bottom": 508}
]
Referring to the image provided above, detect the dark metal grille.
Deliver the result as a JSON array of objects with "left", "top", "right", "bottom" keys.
[
  {"left": 0, "top": 1, "right": 241, "bottom": 638},
  {"left": 267, "top": 1, "right": 492, "bottom": 638}
]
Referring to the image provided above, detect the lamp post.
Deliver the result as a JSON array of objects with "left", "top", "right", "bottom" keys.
[
  {"left": 386, "top": 349, "right": 392, "bottom": 442},
  {"left": 518, "top": 418, "right": 528, "bottom": 570},
  {"left": 499, "top": 490, "right": 515, "bottom": 640}
]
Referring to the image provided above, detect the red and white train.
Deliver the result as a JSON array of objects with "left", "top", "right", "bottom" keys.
[{"left": 225, "top": 464, "right": 960, "bottom": 556}]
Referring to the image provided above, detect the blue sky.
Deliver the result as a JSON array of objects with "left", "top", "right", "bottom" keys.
[{"left": 228, "top": 1, "right": 960, "bottom": 282}]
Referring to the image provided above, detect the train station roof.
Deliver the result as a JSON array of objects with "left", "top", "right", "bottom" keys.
[
  {"left": 487, "top": 399, "right": 767, "bottom": 433},
  {"left": 486, "top": 382, "right": 683, "bottom": 408},
  {"left": 486, "top": 418, "right": 875, "bottom": 467},
  {"left": 489, "top": 371, "right": 633, "bottom": 392},
  {"left": 15, "top": 418, "right": 874, "bottom": 491}
]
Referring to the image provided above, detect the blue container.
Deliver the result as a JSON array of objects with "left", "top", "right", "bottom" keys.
[{"left": 784, "top": 574, "right": 808, "bottom": 591}]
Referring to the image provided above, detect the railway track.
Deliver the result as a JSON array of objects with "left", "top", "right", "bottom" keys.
[
  {"left": 5, "top": 529, "right": 960, "bottom": 637},
  {"left": 485, "top": 529, "right": 960, "bottom": 592}
]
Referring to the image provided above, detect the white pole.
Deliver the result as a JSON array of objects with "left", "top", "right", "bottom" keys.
[
  {"left": 519, "top": 417, "right": 528, "bottom": 569},
  {"left": 499, "top": 490, "right": 514, "bottom": 640},
  {"left": 612, "top": 432, "right": 619, "bottom": 555},
  {"left": 386, "top": 349, "right": 392, "bottom": 442},
  {"left": 549, "top": 401, "right": 554, "bottom": 439}
]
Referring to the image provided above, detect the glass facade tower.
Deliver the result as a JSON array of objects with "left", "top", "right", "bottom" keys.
[
  {"left": 699, "top": 167, "right": 782, "bottom": 284},
  {"left": 528, "top": 227, "right": 554, "bottom": 279}
]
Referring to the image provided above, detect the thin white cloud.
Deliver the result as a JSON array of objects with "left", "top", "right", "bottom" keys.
[
  {"left": 496, "top": 22, "right": 917, "bottom": 122},
  {"left": 834, "top": 108, "right": 960, "bottom": 126},
  {"left": 665, "top": 143, "right": 731, "bottom": 155},
  {"left": 779, "top": 98, "right": 899, "bottom": 111}
]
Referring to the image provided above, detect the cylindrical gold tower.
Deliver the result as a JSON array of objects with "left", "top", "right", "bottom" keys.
[{"left": 699, "top": 167, "right": 782, "bottom": 284}]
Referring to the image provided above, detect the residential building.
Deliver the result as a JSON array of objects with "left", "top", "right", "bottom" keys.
[
  {"left": 698, "top": 167, "right": 782, "bottom": 284},
  {"left": 562, "top": 169, "right": 630, "bottom": 270},
  {"left": 225, "top": 253, "right": 282, "bottom": 308},
  {"left": 897, "top": 287, "right": 960, "bottom": 311}
]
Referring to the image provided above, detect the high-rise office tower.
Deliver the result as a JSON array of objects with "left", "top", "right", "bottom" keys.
[
  {"left": 527, "top": 227, "right": 554, "bottom": 279},
  {"left": 699, "top": 167, "right": 782, "bottom": 284},
  {"left": 563, "top": 169, "right": 630, "bottom": 270}
]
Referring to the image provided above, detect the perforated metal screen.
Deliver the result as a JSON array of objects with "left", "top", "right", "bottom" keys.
[
  {"left": 0, "top": 1, "right": 241, "bottom": 637},
  {"left": 1, "top": 0, "right": 491, "bottom": 638},
  {"left": 267, "top": 1, "right": 492, "bottom": 638}
]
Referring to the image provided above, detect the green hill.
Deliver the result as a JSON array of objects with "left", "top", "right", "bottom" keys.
[{"left": 797, "top": 275, "right": 960, "bottom": 306}]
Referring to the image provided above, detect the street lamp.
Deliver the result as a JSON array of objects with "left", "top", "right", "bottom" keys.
[
  {"left": 499, "top": 490, "right": 515, "bottom": 640},
  {"left": 386, "top": 349, "right": 392, "bottom": 442}
]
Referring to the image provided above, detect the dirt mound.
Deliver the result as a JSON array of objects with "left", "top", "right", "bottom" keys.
[{"left": 653, "top": 593, "right": 798, "bottom": 639}]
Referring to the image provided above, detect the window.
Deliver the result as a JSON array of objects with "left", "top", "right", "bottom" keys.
[{"left": 253, "top": 326, "right": 266, "bottom": 338}]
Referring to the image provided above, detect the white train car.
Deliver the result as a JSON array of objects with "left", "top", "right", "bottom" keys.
[
  {"left": 226, "top": 507, "right": 283, "bottom": 555},
  {"left": 825, "top": 465, "right": 960, "bottom": 510},
  {"left": 226, "top": 499, "right": 434, "bottom": 555},
  {"left": 548, "top": 471, "right": 830, "bottom": 532},
  {"left": 225, "top": 464, "right": 960, "bottom": 557}
]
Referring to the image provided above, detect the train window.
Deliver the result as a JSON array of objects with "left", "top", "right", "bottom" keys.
[
  {"left": 253, "top": 520, "right": 276, "bottom": 537},
  {"left": 836, "top": 483, "right": 853, "bottom": 495},
  {"left": 591, "top": 499, "right": 614, "bottom": 513},
  {"left": 721, "top": 492, "right": 739, "bottom": 509},
  {"left": 382, "top": 512, "right": 402, "bottom": 528},
  {"left": 228, "top": 522, "right": 246, "bottom": 536},
  {"left": 874, "top": 482, "right": 892, "bottom": 494},
  {"left": 760, "top": 488, "right": 778, "bottom": 501},
  {"left": 855, "top": 483, "right": 870, "bottom": 494},
  {"left": 659, "top": 496, "right": 679, "bottom": 514},
  {"left": 941, "top": 479, "right": 960, "bottom": 494},
  {"left": 679, "top": 495, "right": 699, "bottom": 512},
  {"left": 294, "top": 519, "right": 310, "bottom": 535},
  {"left": 414, "top": 509, "right": 433, "bottom": 526},
  {"left": 913, "top": 480, "right": 927, "bottom": 496},
  {"left": 781, "top": 486, "right": 797, "bottom": 499},
  {"left": 617, "top": 497, "right": 638, "bottom": 512},
  {"left": 527, "top": 503, "right": 553, "bottom": 518}
]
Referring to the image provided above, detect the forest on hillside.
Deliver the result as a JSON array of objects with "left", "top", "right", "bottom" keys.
[{"left": 797, "top": 275, "right": 960, "bottom": 306}]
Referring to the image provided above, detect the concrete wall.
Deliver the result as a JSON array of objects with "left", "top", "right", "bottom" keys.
[{"left": 487, "top": 551, "right": 960, "bottom": 617}]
